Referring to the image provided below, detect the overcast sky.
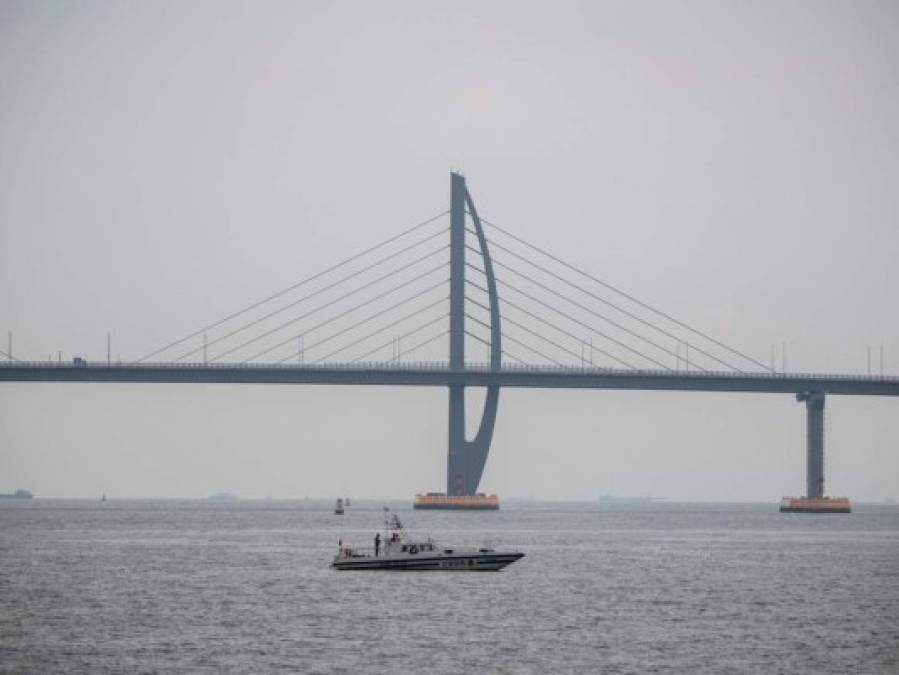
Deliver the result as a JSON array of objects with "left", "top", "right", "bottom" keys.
[{"left": 1, "top": 0, "right": 897, "bottom": 500}]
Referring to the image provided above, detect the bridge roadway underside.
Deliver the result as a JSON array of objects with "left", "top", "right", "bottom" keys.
[{"left": 3, "top": 364, "right": 899, "bottom": 397}]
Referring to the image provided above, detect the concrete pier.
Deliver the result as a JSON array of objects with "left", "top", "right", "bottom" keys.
[
  {"left": 781, "top": 392, "right": 850, "bottom": 513},
  {"left": 797, "top": 391, "right": 825, "bottom": 498}
]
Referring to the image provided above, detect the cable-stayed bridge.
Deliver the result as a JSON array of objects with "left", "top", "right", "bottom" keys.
[{"left": 3, "top": 173, "right": 898, "bottom": 501}]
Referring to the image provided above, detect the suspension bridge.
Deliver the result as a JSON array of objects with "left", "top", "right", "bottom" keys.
[{"left": 2, "top": 172, "right": 898, "bottom": 503}]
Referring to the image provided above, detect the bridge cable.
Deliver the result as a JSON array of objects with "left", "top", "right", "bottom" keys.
[
  {"left": 287, "top": 300, "right": 449, "bottom": 364},
  {"left": 498, "top": 312, "right": 636, "bottom": 369},
  {"left": 465, "top": 262, "right": 671, "bottom": 370},
  {"left": 463, "top": 328, "right": 528, "bottom": 366},
  {"left": 335, "top": 313, "right": 448, "bottom": 364},
  {"left": 485, "top": 252, "right": 742, "bottom": 372},
  {"left": 494, "top": 279, "right": 679, "bottom": 370},
  {"left": 283, "top": 302, "right": 447, "bottom": 365},
  {"left": 465, "top": 248, "right": 683, "bottom": 368},
  {"left": 233, "top": 272, "right": 449, "bottom": 363},
  {"left": 465, "top": 236, "right": 710, "bottom": 368},
  {"left": 174, "top": 242, "right": 448, "bottom": 362},
  {"left": 500, "top": 349, "right": 532, "bottom": 366},
  {"left": 205, "top": 263, "right": 447, "bottom": 363},
  {"left": 135, "top": 210, "right": 449, "bottom": 362},
  {"left": 389, "top": 330, "right": 451, "bottom": 363},
  {"left": 479, "top": 218, "right": 772, "bottom": 372},
  {"left": 466, "top": 286, "right": 645, "bottom": 370},
  {"left": 468, "top": 272, "right": 663, "bottom": 370},
  {"left": 499, "top": 329, "right": 565, "bottom": 367},
  {"left": 351, "top": 328, "right": 450, "bottom": 364},
  {"left": 503, "top": 316, "right": 637, "bottom": 370},
  {"left": 468, "top": 232, "right": 739, "bottom": 371},
  {"left": 465, "top": 311, "right": 573, "bottom": 367}
]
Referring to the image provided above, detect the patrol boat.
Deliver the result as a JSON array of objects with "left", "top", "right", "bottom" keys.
[{"left": 331, "top": 510, "right": 524, "bottom": 571}]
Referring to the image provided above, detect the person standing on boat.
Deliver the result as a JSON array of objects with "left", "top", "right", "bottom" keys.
[{"left": 374, "top": 532, "right": 381, "bottom": 557}]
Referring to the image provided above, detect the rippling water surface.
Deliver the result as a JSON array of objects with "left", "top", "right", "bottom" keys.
[{"left": 1, "top": 500, "right": 897, "bottom": 673}]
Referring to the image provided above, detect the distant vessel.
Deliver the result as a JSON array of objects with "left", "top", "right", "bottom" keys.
[
  {"left": 0, "top": 489, "right": 33, "bottom": 499},
  {"left": 780, "top": 496, "right": 851, "bottom": 513},
  {"left": 207, "top": 493, "right": 239, "bottom": 502},
  {"left": 598, "top": 495, "right": 661, "bottom": 505},
  {"left": 344, "top": 497, "right": 351, "bottom": 507},
  {"left": 100, "top": 494, "right": 107, "bottom": 503},
  {"left": 335, "top": 498, "right": 345, "bottom": 515},
  {"left": 413, "top": 493, "right": 499, "bottom": 510},
  {"left": 332, "top": 509, "right": 523, "bottom": 571}
]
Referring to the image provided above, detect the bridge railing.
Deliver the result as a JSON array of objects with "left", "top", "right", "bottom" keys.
[{"left": 2, "top": 359, "right": 898, "bottom": 382}]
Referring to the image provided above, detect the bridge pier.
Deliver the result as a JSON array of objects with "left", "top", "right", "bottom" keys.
[
  {"left": 781, "top": 391, "right": 850, "bottom": 513},
  {"left": 797, "top": 391, "right": 825, "bottom": 498}
]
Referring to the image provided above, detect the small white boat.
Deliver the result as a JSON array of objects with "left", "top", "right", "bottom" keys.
[
  {"left": 331, "top": 509, "right": 523, "bottom": 572},
  {"left": 334, "top": 498, "right": 344, "bottom": 515}
]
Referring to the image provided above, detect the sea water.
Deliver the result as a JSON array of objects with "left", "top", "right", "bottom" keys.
[{"left": 1, "top": 500, "right": 897, "bottom": 673}]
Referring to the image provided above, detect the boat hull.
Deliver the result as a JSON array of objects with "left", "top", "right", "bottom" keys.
[
  {"left": 332, "top": 552, "right": 523, "bottom": 571},
  {"left": 0, "top": 490, "right": 33, "bottom": 499}
]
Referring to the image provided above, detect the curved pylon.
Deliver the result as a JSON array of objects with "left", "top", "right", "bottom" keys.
[{"left": 447, "top": 173, "right": 501, "bottom": 495}]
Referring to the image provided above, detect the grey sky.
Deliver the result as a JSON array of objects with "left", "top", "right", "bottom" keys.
[{"left": 1, "top": 0, "right": 897, "bottom": 500}]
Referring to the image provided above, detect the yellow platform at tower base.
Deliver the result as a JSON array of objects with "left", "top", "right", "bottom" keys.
[
  {"left": 779, "top": 496, "right": 851, "bottom": 513},
  {"left": 413, "top": 493, "right": 499, "bottom": 510}
]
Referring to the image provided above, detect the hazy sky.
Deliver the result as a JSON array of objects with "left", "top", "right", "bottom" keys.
[{"left": 1, "top": 0, "right": 897, "bottom": 500}]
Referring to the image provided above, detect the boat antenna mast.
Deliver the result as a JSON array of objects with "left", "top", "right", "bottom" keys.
[{"left": 382, "top": 506, "right": 403, "bottom": 532}]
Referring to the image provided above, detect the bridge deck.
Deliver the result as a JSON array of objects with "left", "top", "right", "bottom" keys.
[{"left": 2, "top": 362, "right": 899, "bottom": 396}]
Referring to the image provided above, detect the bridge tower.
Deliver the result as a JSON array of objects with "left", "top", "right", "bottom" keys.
[{"left": 446, "top": 172, "right": 502, "bottom": 496}]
